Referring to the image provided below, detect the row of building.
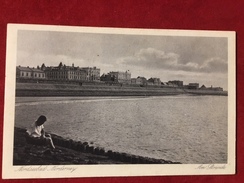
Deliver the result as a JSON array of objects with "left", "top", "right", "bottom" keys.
[
  {"left": 16, "top": 62, "right": 100, "bottom": 82},
  {"left": 16, "top": 62, "right": 223, "bottom": 91}
]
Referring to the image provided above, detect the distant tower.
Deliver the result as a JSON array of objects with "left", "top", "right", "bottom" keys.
[
  {"left": 58, "top": 62, "right": 63, "bottom": 68},
  {"left": 41, "top": 63, "right": 46, "bottom": 70}
]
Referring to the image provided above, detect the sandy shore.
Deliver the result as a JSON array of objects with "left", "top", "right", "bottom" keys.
[{"left": 14, "top": 127, "right": 180, "bottom": 165}]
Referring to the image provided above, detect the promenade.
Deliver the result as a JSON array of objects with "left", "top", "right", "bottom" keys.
[{"left": 15, "top": 82, "right": 227, "bottom": 97}]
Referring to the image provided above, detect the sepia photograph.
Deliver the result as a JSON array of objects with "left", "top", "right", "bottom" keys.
[{"left": 2, "top": 24, "right": 235, "bottom": 179}]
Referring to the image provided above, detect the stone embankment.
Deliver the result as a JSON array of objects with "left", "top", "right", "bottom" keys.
[
  {"left": 15, "top": 82, "right": 227, "bottom": 96},
  {"left": 14, "top": 127, "right": 180, "bottom": 165}
]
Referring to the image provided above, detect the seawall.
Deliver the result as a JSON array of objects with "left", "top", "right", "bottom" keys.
[
  {"left": 15, "top": 82, "right": 228, "bottom": 97},
  {"left": 184, "top": 89, "right": 228, "bottom": 96}
]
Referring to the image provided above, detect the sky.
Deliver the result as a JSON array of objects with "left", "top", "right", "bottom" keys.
[{"left": 16, "top": 30, "right": 228, "bottom": 89}]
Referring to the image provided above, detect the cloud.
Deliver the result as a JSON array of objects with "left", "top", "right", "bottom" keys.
[
  {"left": 117, "top": 48, "right": 227, "bottom": 74},
  {"left": 17, "top": 51, "right": 117, "bottom": 75},
  {"left": 117, "top": 48, "right": 179, "bottom": 69},
  {"left": 17, "top": 51, "right": 87, "bottom": 68},
  {"left": 199, "top": 57, "right": 227, "bottom": 73}
]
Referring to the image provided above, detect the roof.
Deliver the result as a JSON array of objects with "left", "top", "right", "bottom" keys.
[
  {"left": 31, "top": 68, "right": 44, "bottom": 73},
  {"left": 137, "top": 76, "right": 147, "bottom": 80},
  {"left": 200, "top": 85, "right": 206, "bottom": 88},
  {"left": 169, "top": 80, "right": 183, "bottom": 83},
  {"left": 16, "top": 66, "right": 32, "bottom": 72},
  {"left": 16, "top": 66, "right": 45, "bottom": 73},
  {"left": 189, "top": 83, "right": 199, "bottom": 86},
  {"left": 162, "top": 82, "right": 168, "bottom": 85}
]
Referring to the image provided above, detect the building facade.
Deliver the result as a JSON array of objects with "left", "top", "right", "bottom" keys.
[
  {"left": 16, "top": 66, "right": 45, "bottom": 79},
  {"left": 41, "top": 62, "right": 100, "bottom": 82},
  {"left": 199, "top": 85, "right": 223, "bottom": 91},
  {"left": 137, "top": 76, "right": 147, "bottom": 85},
  {"left": 100, "top": 73, "right": 115, "bottom": 82},
  {"left": 186, "top": 83, "right": 199, "bottom": 89},
  {"left": 102, "top": 71, "right": 131, "bottom": 84},
  {"left": 147, "top": 77, "right": 161, "bottom": 85},
  {"left": 80, "top": 67, "right": 100, "bottom": 81},
  {"left": 168, "top": 80, "right": 183, "bottom": 87}
]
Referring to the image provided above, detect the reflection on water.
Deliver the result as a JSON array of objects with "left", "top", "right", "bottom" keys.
[{"left": 15, "top": 95, "right": 227, "bottom": 164}]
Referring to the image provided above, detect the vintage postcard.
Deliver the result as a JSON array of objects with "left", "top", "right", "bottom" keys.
[{"left": 2, "top": 24, "right": 236, "bottom": 179}]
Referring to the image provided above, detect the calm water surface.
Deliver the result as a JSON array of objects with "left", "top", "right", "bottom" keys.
[{"left": 15, "top": 95, "right": 227, "bottom": 164}]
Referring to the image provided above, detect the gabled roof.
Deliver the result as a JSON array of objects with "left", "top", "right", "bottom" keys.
[{"left": 200, "top": 85, "right": 206, "bottom": 88}]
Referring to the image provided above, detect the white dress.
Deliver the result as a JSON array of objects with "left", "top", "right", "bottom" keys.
[{"left": 26, "top": 122, "right": 44, "bottom": 138}]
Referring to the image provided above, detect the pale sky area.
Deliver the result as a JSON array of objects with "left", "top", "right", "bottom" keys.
[{"left": 17, "top": 30, "right": 228, "bottom": 90}]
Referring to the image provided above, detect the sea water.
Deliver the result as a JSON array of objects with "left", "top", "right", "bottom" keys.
[{"left": 15, "top": 95, "right": 227, "bottom": 164}]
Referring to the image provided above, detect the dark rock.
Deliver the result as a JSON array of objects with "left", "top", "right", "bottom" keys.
[
  {"left": 43, "top": 150, "right": 52, "bottom": 156},
  {"left": 73, "top": 160, "right": 79, "bottom": 164},
  {"left": 113, "top": 152, "right": 120, "bottom": 160},
  {"left": 131, "top": 155, "right": 140, "bottom": 164},
  {"left": 70, "top": 140, "right": 77, "bottom": 150},
  {"left": 87, "top": 160, "right": 97, "bottom": 164},
  {"left": 79, "top": 144, "right": 86, "bottom": 152},
  {"left": 52, "top": 155, "right": 59, "bottom": 161},
  {"left": 84, "top": 144, "right": 90, "bottom": 153},
  {"left": 88, "top": 146, "right": 94, "bottom": 153},
  {"left": 56, "top": 137, "right": 64, "bottom": 146},
  {"left": 64, "top": 140, "right": 70, "bottom": 148},
  {"left": 24, "top": 147, "right": 31, "bottom": 153},
  {"left": 94, "top": 147, "right": 100, "bottom": 155},
  {"left": 68, "top": 139, "right": 74, "bottom": 148},
  {"left": 99, "top": 148, "right": 105, "bottom": 155},
  {"left": 124, "top": 154, "right": 132, "bottom": 163},
  {"left": 75, "top": 141, "right": 82, "bottom": 151},
  {"left": 119, "top": 153, "right": 127, "bottom": 162},
  {"left": 107, "top": 150, "right": 113, "bottom": 158},
  {"left": 13, "top": 127, "right": 180, "bottom": 165}
]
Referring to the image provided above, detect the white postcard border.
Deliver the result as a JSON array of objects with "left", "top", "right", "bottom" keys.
[{"left": 2, "top": 24, "right": 236, "bottom": 179}]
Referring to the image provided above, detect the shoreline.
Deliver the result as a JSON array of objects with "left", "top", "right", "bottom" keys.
[
  {"left": 16, "top": 82, "right": 228, "bottom": 97},
  {"left": 14, "top": 127, "right": 181, "bottom": 165}
]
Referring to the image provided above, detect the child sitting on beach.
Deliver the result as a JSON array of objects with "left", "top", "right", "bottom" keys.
[{"left": 26, "top": 115, "right": 55, "bottom": 149}]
